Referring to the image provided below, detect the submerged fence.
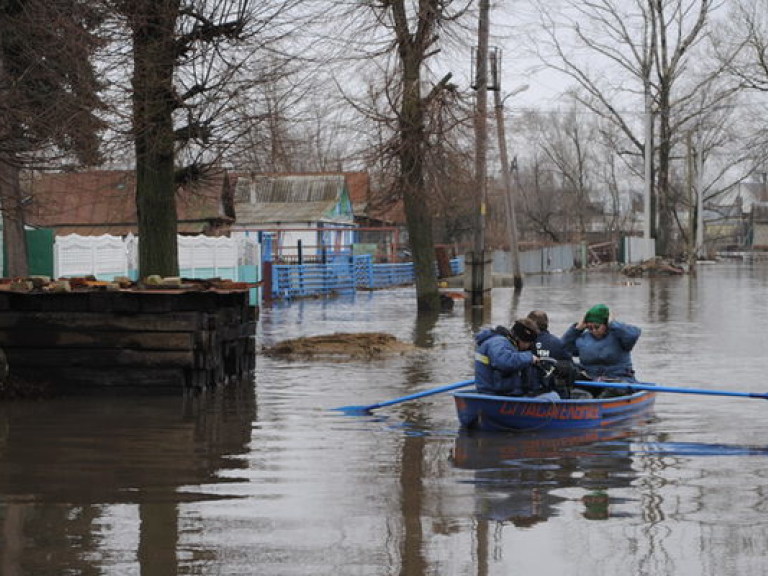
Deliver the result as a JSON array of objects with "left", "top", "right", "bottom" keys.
[
  {"left": 57, "top": 233, "right": 644, "bottom": 304},
  {"left": 269, "top": 255, "right": 462, "bottom": 300}
]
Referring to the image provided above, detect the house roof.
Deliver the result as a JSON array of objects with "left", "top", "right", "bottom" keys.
[
  {"left": 24, "top": 169, "right": 234, "bottom": 235},
  {"left": 233, "top": 173, "right": 354, "bottom": 226}
]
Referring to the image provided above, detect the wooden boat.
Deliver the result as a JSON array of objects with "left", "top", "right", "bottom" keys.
[{"left": 453, "top": 387, "right": 656, "bottom": 432}]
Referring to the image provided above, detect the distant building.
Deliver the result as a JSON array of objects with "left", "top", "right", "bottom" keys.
[
  {"left": 230, "top": 173, "right": 356, "bottom": 260},
  {"left": 23, "top": 169, "right": 235, "bottom": 236}
]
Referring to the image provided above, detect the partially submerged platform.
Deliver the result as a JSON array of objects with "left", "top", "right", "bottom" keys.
[{"left": 0, "top": 281, "right": 257, "bottom": 395}]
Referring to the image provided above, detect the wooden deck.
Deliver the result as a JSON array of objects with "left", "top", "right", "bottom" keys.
[{"left": 0, "top": 288, "right": 257, "bottom": 393}]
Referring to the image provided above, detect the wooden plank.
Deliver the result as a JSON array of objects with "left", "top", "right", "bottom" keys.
[
  {"left": 0, "top": 311, "right": 205, "bottom": 332},
  {"left": 0, "top": 330, "right": 195, "bottom": 351},
  {"left": 5, "top": 348, "right": 195, "bottom": 368},
  {"left": 12, "top": 366, "right": 190, "bottom": 389}
]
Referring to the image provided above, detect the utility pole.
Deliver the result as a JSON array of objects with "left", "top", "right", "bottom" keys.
[
  {"left": 493, "top": 80, "right": 528, "bottom": 292},
  {"left": 467, "top": 0, "right": 490, "bottom": 308},
  {"left": 695, "top": 142, "right": 704, "bottom": 258}
]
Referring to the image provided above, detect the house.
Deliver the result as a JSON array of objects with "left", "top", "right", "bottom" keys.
[
  {"left": 738, "top": 180, "right": 768, "bottom": 250},
  {"left": 342, "top": 171, "right": 408, "bottom": 261},
  {"left": 750, "top": 202, "right": 768, "bottom": 249},
  {"left": 345, "top": 171, "right": 406, "bottom": 227},
  {"left": 230, "top": 173, "right": 358, "bottom": 260},
  {"left": 23, "top": 169, "right": 235, "bottom": 236}
]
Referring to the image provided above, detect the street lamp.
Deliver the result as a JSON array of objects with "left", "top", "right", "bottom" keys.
[{"left": 494, "top": 83, "right": 529, "bottom": 291}]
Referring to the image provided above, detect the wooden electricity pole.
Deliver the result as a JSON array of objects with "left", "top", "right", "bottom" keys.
[
  {"left": 468, "top": 0, "right": 490, "bottom": 307},
  {"left": 493, "top": 78, "right": 528, "bottom": 292}
]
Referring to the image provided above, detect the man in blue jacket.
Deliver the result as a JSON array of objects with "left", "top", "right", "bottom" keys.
[
  {"left": 562, "top": 303, "right": 641, "bottom": 382},
  {"left": 474, "top": 318, "right": 543, "bottom": 396}
]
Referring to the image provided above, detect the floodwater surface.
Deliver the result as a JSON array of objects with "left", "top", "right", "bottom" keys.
[{"left": 1, "top": 262, "right": 768, "bottom": 575}]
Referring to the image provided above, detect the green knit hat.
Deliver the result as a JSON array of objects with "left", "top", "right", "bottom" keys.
[{"left": 584, "top": 304, "right": 609, "bottom": 324}]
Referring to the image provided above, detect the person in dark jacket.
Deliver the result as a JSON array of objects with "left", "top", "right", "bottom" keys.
[
  {"left": 474, "top": 318, "right": 544, "bottom": 396},
  {"left": 561, "top": 303, "right": 641, "bottom": 382},
  {"left": 527, "top": 310, "right": 570, "bottom": 361},
  {"left": 527, "top": 310, "right": 576, "bottom": 394}
]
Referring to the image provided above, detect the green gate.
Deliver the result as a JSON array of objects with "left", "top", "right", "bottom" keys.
[{"left": 2, "top": 228, "right": 54, "bottom": 277}]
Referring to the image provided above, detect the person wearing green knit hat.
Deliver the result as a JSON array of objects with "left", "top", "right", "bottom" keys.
[
  {"left": 561, "top": 304, "right": 642, "bottom": 392},
  {"left": 583, "top": 304, "right": 609, "bottom": 326}
]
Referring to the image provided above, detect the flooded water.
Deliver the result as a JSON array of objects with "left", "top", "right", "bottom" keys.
[{"left": 2, "top": 262, "right": 768, "bottom": 575}]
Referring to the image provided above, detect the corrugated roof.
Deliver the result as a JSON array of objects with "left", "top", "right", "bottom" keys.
[
  {"left": 23, "top": 169, "right": 234, "bottom": 235},
  {"left": 233, "top": 173, "right": 354, "bottom": 225},
  {"left": 48, "top": 222, "right": 210, "bottom": 236},
  {"left": 237, "top": 202, "right": 347, "bottom": 224}
]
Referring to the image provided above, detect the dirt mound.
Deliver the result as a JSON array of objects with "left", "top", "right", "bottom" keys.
[{"left": 263, "top": 332, "right": 416, "bottom": 360}]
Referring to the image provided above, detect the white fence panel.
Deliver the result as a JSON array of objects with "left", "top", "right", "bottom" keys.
[
  {"left": 178, "top": 235, "right": 238, "bottom": 279},
  {"left": 54, "top": 234, "right": 257, "bottom": 285},
  {"left": 54, "top": 234, "right": 129, "bottom": 279}
]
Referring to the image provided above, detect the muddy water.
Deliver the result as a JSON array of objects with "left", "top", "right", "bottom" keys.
[{"left": 2, "top": 262, "right": 768, "bottom": 575}]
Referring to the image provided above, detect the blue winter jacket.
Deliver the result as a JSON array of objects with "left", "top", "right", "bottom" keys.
[
  {"left": 561, "top": 321, "right": 641, "bottom": 381},
  {"left": 474, "top": 328, "right": 537, "bottom": 396}
]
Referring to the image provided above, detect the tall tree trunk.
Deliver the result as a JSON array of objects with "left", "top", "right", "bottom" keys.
[
  {"left": 400, "top": 68, "right": 439, "bottom": 311},
  {"left": 656, "top": 86, "right": 672, "bottom": 257},
  {"left": 131, "top": 0, "right": 180, "bottom": 279},
  {"left": 0, "top": 43, "right": 28, "bottom": 277},
  {"left": 0, "top": 154, "right": 27, "bottom": 277},
  {"left": 396, "top": 10, "right": 439, "bottom": 312}
]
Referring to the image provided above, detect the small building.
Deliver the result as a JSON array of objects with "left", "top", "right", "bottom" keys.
[
  {"left": 750, "top": 202, "right": 768, "bottom": 249},
  {"left": 23, "top": 169, "right": 235, "bottom": 236},
  {"left": 231, "top": 173, "right": 356, "bottom": 261},
  {"left": 344, "top": 172, "right": 408, "bottom": 261}
]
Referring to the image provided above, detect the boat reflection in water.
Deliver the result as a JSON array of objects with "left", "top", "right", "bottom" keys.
[
  {"left": 452, "top": 422, "right": 649, "bottom": 526},
  {"left": 452, "top": 419, "right": 768, "bottom": 527}
]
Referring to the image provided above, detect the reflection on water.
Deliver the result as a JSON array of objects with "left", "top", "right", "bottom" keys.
[
  {"left": 1, "top": 263, "right": 768, "bottom": 575},
  {"left": 0, "top": 387, "right": 255, "bottom": 576},
  {"left": 453, "top": 422, "right": 649, "bottom": 526}
]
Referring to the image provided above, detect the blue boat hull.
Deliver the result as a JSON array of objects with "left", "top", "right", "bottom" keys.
[{"left": 453, "top": 389, "right": 656, "bottom": 432}]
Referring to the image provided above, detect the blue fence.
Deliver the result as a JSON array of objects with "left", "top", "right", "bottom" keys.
[
  {"left": 272, "top": 255, "right": 463, "bottom": 300},
  {"left": 272, "top": 260, "right": 357, "bottom": 300}
]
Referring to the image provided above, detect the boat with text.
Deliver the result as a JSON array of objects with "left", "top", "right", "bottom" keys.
[{"left": 453, "top": 387, "right": 656, "bottom": 432}]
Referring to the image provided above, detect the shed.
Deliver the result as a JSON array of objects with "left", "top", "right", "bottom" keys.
[{"left": 231, "top": 173, "right": 357, "bottom": 260}]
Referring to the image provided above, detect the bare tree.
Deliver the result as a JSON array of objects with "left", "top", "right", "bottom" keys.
[
  {"left": 337, "top": 1, "right": 471, "bottom": 312},
  {"left": 106, "top": 0, "right": 305, "bottom": 278},
  {"left": 0, "top": 0, "right": 104, "bottom": 276},
  {"left": 513, "top": 151, "right": 569, "bottom": 243},
  {"left": 721, "top": 0, "right": 768, "bottom": 91},
  {"left": 533, "top": 0, "right": 734, "bottom": 257},
  {"left": 535, "top": 105, "right": 597, "bottom": 241}
]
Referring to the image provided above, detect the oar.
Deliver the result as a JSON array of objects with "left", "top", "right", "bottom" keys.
[
  {"left": 575, "top": 380, "right": 768, "bottom": 400},
  {"left": 333, "top": 379, "right": 475, "bottom": 415}
]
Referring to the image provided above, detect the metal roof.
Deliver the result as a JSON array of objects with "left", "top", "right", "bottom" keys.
[
  {"left": 234, "top": 174, "right": 354, "bottom": 225},
  {"left": 24, "top": 169, "right": 234, "bottom": 235}
]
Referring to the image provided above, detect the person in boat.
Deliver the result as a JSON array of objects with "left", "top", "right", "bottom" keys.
[
  {"left": 474, "top": 318, "right": 554, "bottom": 398},
  {"left": 527, "top": 310, "right": 581, "bottom": 396},
  {"left": 527, "top": 310, "right": 570, "bottom": 362},
  {"left": 562, "top": 303, "right": 641, "bottom": 387}
]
